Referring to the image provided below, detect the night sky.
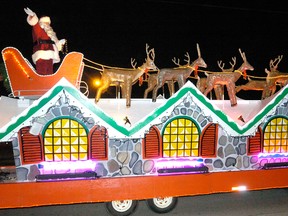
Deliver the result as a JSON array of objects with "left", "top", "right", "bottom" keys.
[{"left": 1, "top": 0, "right": 288, "bottom": 99}]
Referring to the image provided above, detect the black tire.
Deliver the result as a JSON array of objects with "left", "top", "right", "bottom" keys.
[
  {"left": 146, "top": 197, "right": 178, "bottom": 213},
  {"left": 105, "top": 200, "right": 138, "bottom": 216}
]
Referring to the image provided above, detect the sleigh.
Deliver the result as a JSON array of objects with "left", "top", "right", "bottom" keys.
[{"left": 1, "top": 47, "right": 84, "bottom": 98}]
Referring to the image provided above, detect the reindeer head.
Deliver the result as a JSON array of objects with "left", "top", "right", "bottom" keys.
[
  {"left": 192, "top": 43, "right": 207, "bottom": 69},
  {"left": 143, "top": 44, "right": 158, "bottom": 71},
  {"left": 238, "top": 49, "right": 254, "bottom": 72}
]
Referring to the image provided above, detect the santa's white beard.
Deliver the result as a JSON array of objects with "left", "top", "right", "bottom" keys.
[{"left": 40, "top": 22, "right": 58, "bottom": 42}]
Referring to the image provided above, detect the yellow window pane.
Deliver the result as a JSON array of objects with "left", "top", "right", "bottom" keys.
[
  {"left": 185, "top": 119, "right": 192, "bottom": 126},
  {"left": 170, "top": 120, "right": 177, "bottom": 127},
  {"left": 178, "top": 142, "right": 184, "bottom": 149},
  {"left": 53, "top": 120, "right": 61, "bottom": 128},
  {"left": 281, "top": 146, "right": 287, "bottom": 153},
  {"left": 71, "top": 153, "right": 79, "bottom": 160},
  {"left": 185, "top": 143, "right": 191, "bottom": 149},
  {"left": 53, "top": 129, "right": 61, "bottom": 136},
  {"left": 79, "top": 145, "right": 88, "bottom": 153},
  {"left": 177, "top": 150, "right": 184, "bottom": 157},
  {"left": 164, "top": 127, "right": 171, "bottom": 134},
  {"left": 191, "top": 150, "right": 198, "bottom": 156},
  {"left": 163, "top": 135, "right": 170, "bottom": 142},
  {"left": 192, "top": 127, "right": 198, "bottom": 134},
  {"left": 79, "top": 136, "right": 88, "bottom": 144},
  {"left": 170, "top": 150, "right": 177, "bottom": 157},
  {"left": 281, "top": 139, "right": 287, "bottom": 145},
  {"left": 178, "top": 119, "right": 185, "bottom": 126},
  {"left": 263, "top": 140, "right": 270, "bottom": 146},
  {"left": 71, "top": 137, "right": 79, "bottom": 144},
  {"left": 62, "top": 154, "right": 71, "bottom": 161},
  {"left": 185, "top": 135, "right": 191, "bottom": 142},
  {"left": 62, "top": 137, "right": 70, "bottom": 145},
  {"left": 171, "top": 128, "right": 178, "bottom": 134},
  {"left": 62, "top": 146, "right": 71, "bottom": 153},
  {"left": 275, "top": 146, "right": 281, "bottom": 153},
  {"left": 192, "top": 134, "right": 199, "bottom": 142},
  {"left": 71, "top": 145, "right": 79, "bottom": 153},
  {"left": 45, "top": 129, "right": 53, "bottom": 137},
  {"left": 185, "top": 128, "right": 192, "bottom": 134},
  {"left": 163, "top": 151, "right": 170, "bottom": 157},
  {"left": 178, "top": 135, "right": 184, "bottom": 142},
  {"left": 185, "top": 150, "right": 191, "bottom": 156},
  {"left": 45, "top": 154, "right": 53, "bottom": 161},
  {"left": 79, "top": 128, "right": 87, "bottom": 136},
  {"left": 53, "top": 137, "right": 61, "bottom": 145},
  {"left": 269, "top": 146, "right": 275, "bottom": 152},
  {"left": 71, "top": 121, "right": 79, "bottom": 128},
  {"left": 171, "top": 135, "right": 178, "bottom": 142},
  {"left": 163, "top": 142, "right": 170, "bottom": 150},
  {"left": 61, "top": 119, "right": 70, "bottom": 128},
  {"left": 44, "top": 137, "right": 53, "bottom": 145},
  {"left": 178, "top": 128, "right": 185, "bottom": 134},
  {"left": 62, "top": 129, "right": 70, "bottom": 136},
  {"left": 79, "top": 153, "right": 88, "bottom": 160},
  {"left": 263, "top": 147, "right": 269, "bottom": 153},
  {"left": 54, "top": 154, "right": 62, "bottom": 161},
  {"left": 171, "top": 143, "right": 177, "bottom": 150},
  {"left": 192, "top": 142, "right": 199, "bottom": 149},
  {"left": 54, "top": 146, "right": 61, "bottom": 153},
  {"left": 71, "top": 128, "right": 79, "bottom": 136},
  {"left": 45, "top": 146, "right": 53, "bottom": 153}
]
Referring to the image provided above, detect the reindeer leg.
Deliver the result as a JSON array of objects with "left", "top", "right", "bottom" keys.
[
  {"left": 125, "top": 79, "right": 132, "bottom": 107},
  {"left": 226, "top": 83, "right": 237, "bottom": 106},
  {"left": 95, "top": 78, "right": 111, "bottom": 103},
  {"left": 144, "top": 79, "right": 156, "bottom": 99}
]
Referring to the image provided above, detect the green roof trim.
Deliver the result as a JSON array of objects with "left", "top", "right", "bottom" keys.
[{"left": 0, "top": 81, "right": 287, "bottom": 140}]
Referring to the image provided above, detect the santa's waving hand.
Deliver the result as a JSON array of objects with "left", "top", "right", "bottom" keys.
[{"left": 24, "top": 7, "right": 66, "bottom": 75}]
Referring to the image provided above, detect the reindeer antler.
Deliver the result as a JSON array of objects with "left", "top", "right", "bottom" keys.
[
  {"left": 217, "top": 60, "right": 225, "bottom": 70},
  {"left": 197, "top": 43, "right": 201, "bottom": 57},
  {"left": 131, "top": 58, "right": 137, "bottom": 69}
]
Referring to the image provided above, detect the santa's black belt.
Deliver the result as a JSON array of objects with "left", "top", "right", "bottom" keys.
[{"left": 33, "top": 40, "right": 55, "bottom": 46}]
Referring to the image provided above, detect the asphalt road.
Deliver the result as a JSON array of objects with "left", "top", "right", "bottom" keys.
[{"left": 0, "top": 188, "right": 287, "bottom": 216}]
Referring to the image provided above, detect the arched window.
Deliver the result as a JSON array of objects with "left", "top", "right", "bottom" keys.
[
  {"left": 263, "top": 116, "right": 288, "bottom": 153},
  {"left": 43, "top": 118, "right": 88, "bottom": 161},
  {"left": 162, "top": 117, "right": 199, "bottom": 158}
]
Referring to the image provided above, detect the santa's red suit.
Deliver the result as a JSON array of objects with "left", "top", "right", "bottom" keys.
[{"left": 26, "top": 14, "right": 65, "bottom": 75}]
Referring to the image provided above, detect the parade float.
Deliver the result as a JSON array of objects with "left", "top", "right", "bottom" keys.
[{"left": 0, "top": 42, "right": 288, "bottom": 216}]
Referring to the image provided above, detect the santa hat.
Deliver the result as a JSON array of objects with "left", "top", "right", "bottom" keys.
[{"left": 39, "top": 16, "right": 51, "bottom": 24}]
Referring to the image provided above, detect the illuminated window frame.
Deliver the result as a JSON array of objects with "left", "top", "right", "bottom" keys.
[
  {"left": 42, "top": 117, "right": 89, "bottom": 162},
  {"left": 263, "top": 116, "right": 288, "bottom": 154},
  {"left": 162, "top": 117, "right": 200, "bottom": 158}
]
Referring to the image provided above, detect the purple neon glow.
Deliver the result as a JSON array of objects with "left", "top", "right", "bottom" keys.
[
  {"left": 155, "top": 157, "right": 204, "bottom": 169},
  {"left": 39, "top": 160, "right": 97, "bottom": 174}
]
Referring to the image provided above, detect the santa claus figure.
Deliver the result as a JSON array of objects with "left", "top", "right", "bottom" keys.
[{"left": 24, "top": 8, "right": 66, "bottom": 75}]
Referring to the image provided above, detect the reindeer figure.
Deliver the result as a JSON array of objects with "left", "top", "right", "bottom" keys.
[
  {"left": 264, "top": 55, "right": 288, "bottom": 97},
  {"left": 95, "top": 44, "right": 157, "bottom": 107},
  {"left": 203, "top": 49, "right": 254, "bottom": 106},
  {"left": 152, "top": 43, "right": 207, "bottom": 102},
  {"left": 142, "top": 73, "right": 175, "bottom": 99},
  {"left": 197, "top": 57, "right": 237, "bottom": 100}
]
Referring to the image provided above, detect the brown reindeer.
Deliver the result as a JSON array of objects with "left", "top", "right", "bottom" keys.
[
  {"left": 264, "top": 55, "right": 288, "bottom": 97},
  {"left": 197, "top": 57, "right": 236, "bottom": 100},
  {"left": 203, "top": 49, "right": 254, "bottom": 106},
  {"left": 152, "top": 43, "right": 207, "bottom": 102},
  {"left": 95, "top": 44, "right": 157, "bottom": 107}
]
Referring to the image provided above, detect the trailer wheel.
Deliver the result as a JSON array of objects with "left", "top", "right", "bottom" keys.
[
  {"left": 146, "top": 197, "right": 178, "bottom": 213},
  {"left": 106, "top": 200, "right": 138, "bottom": 216}
]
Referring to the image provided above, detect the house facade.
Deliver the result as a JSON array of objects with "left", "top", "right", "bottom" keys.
[{"left": 0, "top": 78, "right": 287, "bottom": 181}]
